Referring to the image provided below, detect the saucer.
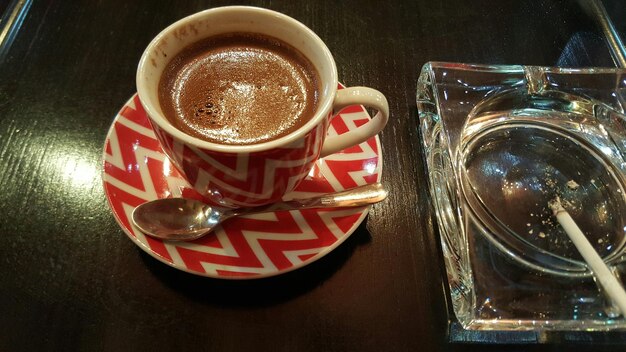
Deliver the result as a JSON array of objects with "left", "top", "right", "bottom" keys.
[{"left": 102, "top": 88, "right": 382, "bottom": 279}]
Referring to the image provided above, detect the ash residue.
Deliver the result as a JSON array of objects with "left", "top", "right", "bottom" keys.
[
  {"left": 526, "top": 174, "right": 583, "bottom": 251},
  {"left": 566, "top": 180, "right": 580, "bottom": 190},
  {"left": 526, "top": 175, "right": 612, "bottom": 259}
]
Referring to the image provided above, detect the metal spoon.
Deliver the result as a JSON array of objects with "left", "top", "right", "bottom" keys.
[{"left": 132, "top": 183, "right": 387, "bottom": 241}]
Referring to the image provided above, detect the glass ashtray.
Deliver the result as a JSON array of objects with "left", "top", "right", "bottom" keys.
[{"left": 417, "top": 62, "right": 626, "bottom": 336}]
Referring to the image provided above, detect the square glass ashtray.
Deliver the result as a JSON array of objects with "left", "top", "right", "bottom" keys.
[{"left": 417, "top": 62, "right": 626, "bottom": 334}]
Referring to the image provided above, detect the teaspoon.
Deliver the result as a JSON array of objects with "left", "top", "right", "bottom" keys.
[{"left": 132, "top": 183, "right": 387, "bottom": 241}]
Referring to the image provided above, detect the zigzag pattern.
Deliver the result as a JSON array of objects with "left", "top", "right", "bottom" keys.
[
  {"left": 103, "top": 91, "right": 382, "bottom": 278},
  {"left": 185, "top": 143, "right": 320, "bottom": 206},
  {"left": 150, "top": 102, "right": 327, "bottom": 208}
]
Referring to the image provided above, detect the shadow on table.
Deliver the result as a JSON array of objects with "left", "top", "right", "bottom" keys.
[{"left": 139, "top": 218, "right": 372, "bottom": 307}]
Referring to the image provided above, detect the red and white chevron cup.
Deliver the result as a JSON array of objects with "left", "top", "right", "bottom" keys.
[{"left": 136, "top": 6, "right": 389, "bottom": 208}]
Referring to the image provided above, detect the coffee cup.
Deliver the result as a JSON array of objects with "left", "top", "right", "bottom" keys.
[{"left": 136, "top": 6, "right": 389, "bottom": 208}]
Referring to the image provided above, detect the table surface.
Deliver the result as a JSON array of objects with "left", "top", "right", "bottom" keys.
[{"left": 1, "top": 0, "right": 625, "bottom": 351}]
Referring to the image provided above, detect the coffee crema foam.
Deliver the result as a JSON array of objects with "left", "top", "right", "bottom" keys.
[{"left": 158, "top": 33, "right": 320, "bottom": 145}]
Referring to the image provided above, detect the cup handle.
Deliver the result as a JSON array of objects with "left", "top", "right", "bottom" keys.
[{"left": 320, "top": 87, "right": 389, "bottom": 158}]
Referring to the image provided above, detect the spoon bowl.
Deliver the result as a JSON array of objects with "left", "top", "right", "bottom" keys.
[{"left": 132, "top": 198, "right": 226, "bottom": 241}]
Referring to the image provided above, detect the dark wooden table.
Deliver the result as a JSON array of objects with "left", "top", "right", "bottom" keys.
[{"left": 1, "top": 0, "right": 625, "bottom": 351}]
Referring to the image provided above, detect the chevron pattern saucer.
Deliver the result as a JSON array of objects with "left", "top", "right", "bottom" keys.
[{"left": 103, "top": 91, "right": 382, "bottom": 279}]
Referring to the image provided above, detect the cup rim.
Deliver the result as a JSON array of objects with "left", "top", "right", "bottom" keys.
[{"left": 136, "top": 6, "right": 338, "bottom": 153}]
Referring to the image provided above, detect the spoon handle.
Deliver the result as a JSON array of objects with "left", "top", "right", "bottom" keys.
[{"left": 229, "top": 183, "right": 387, "bottom": 217}]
